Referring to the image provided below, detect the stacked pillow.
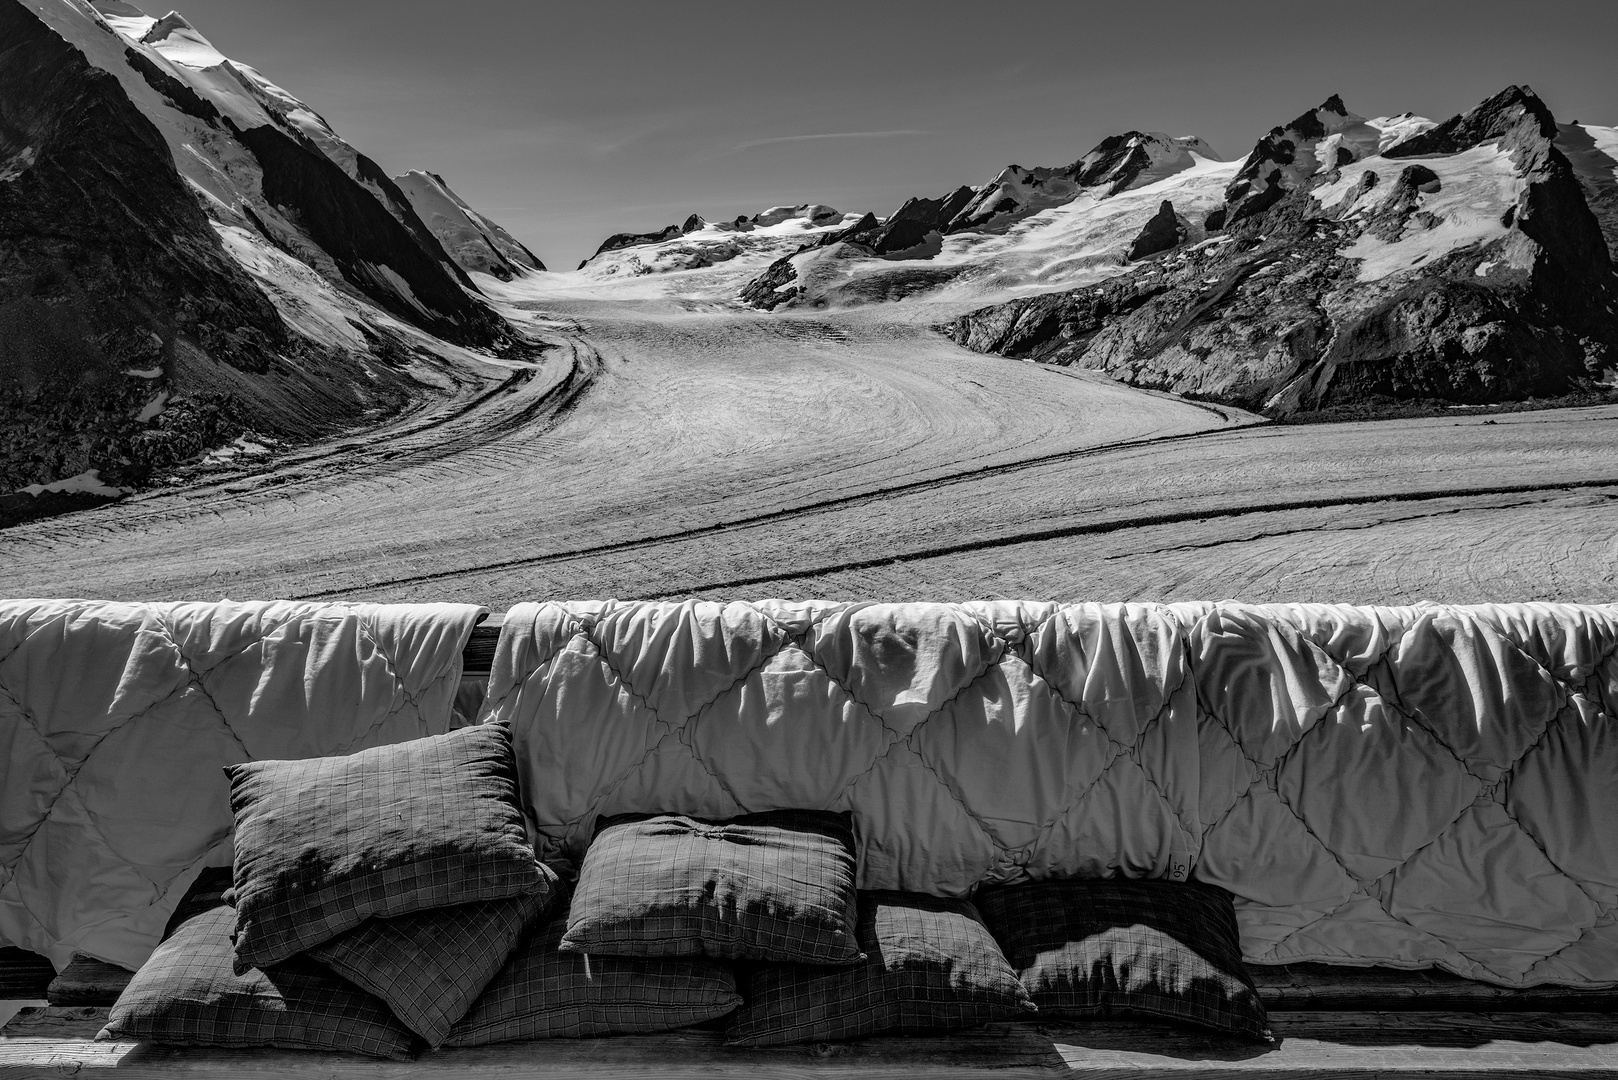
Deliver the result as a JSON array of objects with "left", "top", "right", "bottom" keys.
[
  {"left": 548, "top": 809, "right": 1034, "bottom": 1045},
  {"left": 100, "top": 723, "right": 560, "bottom": 1057},
  {"left": 448, "top": 808, "right": 860, "bottom": 1044},
  {"left": 99, "top": 721, "right": 1270, "bottom": 1055},
  {"left": 976, "top": 879, "right": 1272, "bottom": 1042}
]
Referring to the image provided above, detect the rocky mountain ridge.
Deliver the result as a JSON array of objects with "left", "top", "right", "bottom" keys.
[
  {"left": 1, "top": 0, "right": 540, "bottom": 520},
  {"left": 946, "top": 87, "right": 1618, "bottom": 417},
  {"left": 560, "top": 82, "right": 1618, "bottom": 419}
]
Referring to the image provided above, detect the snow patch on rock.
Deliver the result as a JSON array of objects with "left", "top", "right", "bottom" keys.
[
  {"left": 1314, "top": 144, "right": 1525, "bottom": 281},
  {"left": 133, "top": 388, "right": 170, "bottom": 421},
  {"left": 18, "top": 470, "right": 126, "bottom": 497},
  {"left": 211, "top": 223, "right": 370, "bottom": 348}
]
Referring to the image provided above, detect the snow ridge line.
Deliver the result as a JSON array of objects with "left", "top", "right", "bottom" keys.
[
  {"left": 286, "top": 419, "right": 1263, "bottom": 600},
  {"left": 650, "top": 477, "right": 1618, "bottom": 598}
]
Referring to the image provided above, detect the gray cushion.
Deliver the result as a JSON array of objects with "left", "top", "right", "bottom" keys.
[
  {"left": 308, "top": 882, "right": 555, "bottom": 1047},
  {"left": 98, "top": 905, "right": 417, "bottom": 1060},
  {"left": 225, "top": 723, "right": 547, "bottom": 973},
  {"left": 727, "top": 890, "right": 1034, "bottom": 1046},
  {"left": 975, "top": 879, "right": 1271, "bottom": 1041},
  {"left": 445, "top": 904, "right": 741, "bottom": 1044},
  {"left": 560, "top": 810, "right": 860, "bottom": 964}
]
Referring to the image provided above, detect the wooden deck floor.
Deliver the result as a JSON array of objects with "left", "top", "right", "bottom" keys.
[{"left": 4, "top": 1005, "right": 1617, "bottom": 1077}]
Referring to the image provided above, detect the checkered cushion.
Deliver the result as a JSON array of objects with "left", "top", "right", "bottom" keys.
[
  {"left": 727, "top": 890, "right": 1034, "bottom": 1046},
  {"left": 97, "top": 905, "right": 417, "bottom": 1060},
  {"left": 445, "top": 904, "right": 741, "bottom": 1045},
  {"left": 560, "top": 810, "right": 860, "bottom": 963},
  {"left": 975, "top": 879, "right": 1270, "bottom": 1041},
  {"left": 225, "top": 723, "right": 544, "bottom": 974},
  {"left": 308, "top": 874, "right": 557, "bottom": 1047}
]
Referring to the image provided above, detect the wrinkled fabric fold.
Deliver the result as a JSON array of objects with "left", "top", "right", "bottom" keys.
[
  {"left": 488, "top": 599, "right": 1618, "bottom": 988},
  {"left": 0, "top": 599, "right": 486, "bottom": 971}
]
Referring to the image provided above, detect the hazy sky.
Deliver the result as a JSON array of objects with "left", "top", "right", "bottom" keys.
[{"left": 173, "top": 0, "right": 1618, "bottom": 270}]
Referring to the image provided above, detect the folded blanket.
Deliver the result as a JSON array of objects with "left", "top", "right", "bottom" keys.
[
  {"left": 487, "top": 599, "right": 1618, "bottom": 988},
  {"left": 0, "top": 599, "right": 486, "bottom": 971}
]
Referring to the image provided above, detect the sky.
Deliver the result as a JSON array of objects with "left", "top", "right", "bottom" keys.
[{"left": 171, "top": 0, "right": 1618, "bottom": 271}]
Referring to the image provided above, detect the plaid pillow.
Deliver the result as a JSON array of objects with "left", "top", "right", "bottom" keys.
[
  {"left": 975, "top": 879, "right": 1271, "bottom": 1042},
  {"left": 727, "top": 890, "right": 1034, "bottom": 1046},
  {"left": 98, "top": 905, "right": 417, "bottom": 1060},
  {"left": 560, "top": 810, "right": 860, "bottom": 964},
  {"left": 225, "top": 723, "right": 546, "bottom": 974},
  {"left": 445, "top": 904, "right": 741, "bottom": 1045},
  {"left": 308, "top": 877, "right": 556, "bottom": 1047}
]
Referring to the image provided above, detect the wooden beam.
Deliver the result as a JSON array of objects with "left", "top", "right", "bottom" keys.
[
  {"left": 44, "top": 958, "right": 131, "bottom": 1008},
  {"left": 5, "top": 1007, "right": 1617, "bottom": 1078},
  {"left": 0, "top": 951, "right": 51, "bottom": 1001},
  {"left": 460, "top": 615, "right": 502, "bottom": 677},
  {"left": 1249, "top": 963, "right": 1618, "bottom": 1011}
]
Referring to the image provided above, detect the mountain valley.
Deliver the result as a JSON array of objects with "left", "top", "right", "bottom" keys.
[{"left": 2, "top": 0, "right": 1615, "bottom": 605}]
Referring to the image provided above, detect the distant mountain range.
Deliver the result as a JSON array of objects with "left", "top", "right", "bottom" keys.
[
  {"left": 943, "top": 91, "right": 1618, "bottom": 417},
  {"left": 3, "top": 0, "right": 1616, "bottom": 523},
  {"left": 588, "top": 90, "right": 1618, "bottom": 418}
]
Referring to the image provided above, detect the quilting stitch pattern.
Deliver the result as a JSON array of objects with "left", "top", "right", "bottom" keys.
[
  {"left": 488, "top": 599, "right": 1618, "bottom": 989},
  {"left": 0, "top": 599, "right": 485, "bottom": 971}
]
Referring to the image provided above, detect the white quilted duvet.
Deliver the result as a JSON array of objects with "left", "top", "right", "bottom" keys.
[
  {"left": 487, "top": 599, "right": 1618, "bottom": 988},
  {"left": 0, "top": 599, "right": 485, "bottom": 971}
]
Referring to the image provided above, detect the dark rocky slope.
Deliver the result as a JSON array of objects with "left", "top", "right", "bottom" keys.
[
  {"left": 948, "top": 86, "right": 1618, "bottom": 417},
  {"left": 230, "top": 119, "right": 505, "bottom": 344},
  {"left": 0, "top": 1, "right": 405, "bottom": 508},
  {"left": 0, "top": 0, "right": 523, "bottom": 521}
]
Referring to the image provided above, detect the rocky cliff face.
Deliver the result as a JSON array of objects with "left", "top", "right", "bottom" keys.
[
  {"left": 1, "top": 0, "right": 525, "bottom": 517},
  {"left": 1555, "top": 123, "right": 1618, "bottom": 264},
  {"left": 0, "top": 0, "right": 409, "bottom": 505},
  {"left": 947, "top": 86, "right": 1618, "bottom": 417}
]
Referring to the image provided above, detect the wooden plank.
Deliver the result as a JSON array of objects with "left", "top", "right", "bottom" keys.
[
  {"left": 5, "top": 1008, "right": 1617, "bottom": 1078},
  {"left": 45, "top": 958, "right": 130, "bottom": 1007},
  {"left": 1251, "top": 963, "right": 1618, "bottom": 1011},
  {"left": 460, "top": 616, "right": 502, "bottom": 677},
  {"left": 0, "top": 952, "right": 51, "bottom": 1001}
]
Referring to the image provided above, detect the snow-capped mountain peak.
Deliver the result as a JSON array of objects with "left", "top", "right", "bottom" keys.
[
  {"left": 394, "top": 169, "right": 546, "bottom": 279},
  {"left": 1223, "top": 95, "right": 1387, "bottom": 221},
  {"left": 138, "top": 11, "right": 226, "bottom": 68},
  {"left": 88, "top": 0, "right": 153, "bottom": 36}
]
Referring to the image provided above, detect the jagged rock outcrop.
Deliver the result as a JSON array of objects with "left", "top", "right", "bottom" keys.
[
  {"left": 588, "top": 214, "right": 705, "bottom": 264},
  {"left": 583, "top": 204, "right": 850, "bottom": 270},
  {"left": 1126, "top": 201, "right": 1188, "bottom": 260},
  {"left": 945, "top": 132, "right": 1218, "bottom": 233},
  {"left": 949, "top": 86, "right": 1618, "bottom": 417},
  {"left": 1224, "top": 95, "right": 1380, "bottom": 223},
  {"left": 736, "top": 253, "right": 803, "bottom": 310},
  {"left": 870, "top": 187, "right": 973, "bottom": 252}
]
